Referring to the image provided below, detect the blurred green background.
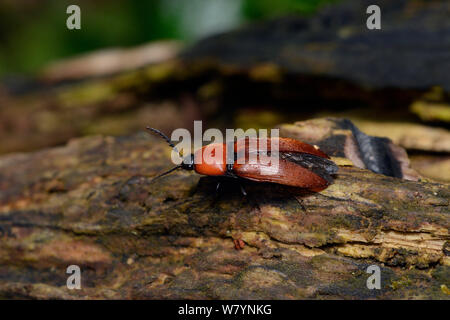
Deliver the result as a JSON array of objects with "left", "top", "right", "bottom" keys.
[{"left": 0, "top": 0, "right": 336, "bottom": 75}]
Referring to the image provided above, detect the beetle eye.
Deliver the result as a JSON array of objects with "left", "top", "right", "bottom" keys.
[{"left": 180, "top": 154, "right": 195, "bottom": 170}]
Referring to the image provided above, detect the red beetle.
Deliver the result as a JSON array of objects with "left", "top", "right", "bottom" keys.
[
  {"left": 146, "top": 127, "right": 338, "bottom": 190},
  {"left": 146, "top": 127, "right": 338, "bottom": 250}
]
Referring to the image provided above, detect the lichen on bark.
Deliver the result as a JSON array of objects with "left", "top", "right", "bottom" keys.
[{"left": 0, "top": 119, "right": 448, "bottom": 299}]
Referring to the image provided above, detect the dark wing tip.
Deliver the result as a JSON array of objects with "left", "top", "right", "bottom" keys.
[{"left": 281, "top": 152, "right": 338, "bottom": 184}]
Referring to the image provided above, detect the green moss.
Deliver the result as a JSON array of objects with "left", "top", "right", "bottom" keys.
[
  {"left": 390, "top": 276, "right": 412, "bottom": 290},
  {"left": 441, "top": 285, "right": 450, "bottom": 295},
  {"left": 328, "top": 213, "right": 368, "bottom": 230},
  {"left": 431, "top": 265, "right": 450, "bottom": 286},
  {"left": 58, "top": 81, "right": 115, "bottom": 107},
  {"left": 410, "top": 100, "right": 450, "bottom": 122},
  {"left": 143, "top": 61, "right": 178, "bottom": 82}
]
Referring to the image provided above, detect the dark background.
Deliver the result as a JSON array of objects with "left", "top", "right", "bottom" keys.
[{"left": 0, "top": 0, "right": 336, "bottom": 75}]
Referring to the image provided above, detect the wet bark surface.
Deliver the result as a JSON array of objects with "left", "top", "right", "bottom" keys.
[
  {"left": 0, "top": 120, "right": 448, "bottom": 299},
  {"left": 183, "top": 0, "right": 450, "bottom": 92}
]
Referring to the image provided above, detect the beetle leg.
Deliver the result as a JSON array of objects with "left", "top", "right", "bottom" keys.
[
  {"left": 238, "top": 181, "right": 261, "bottom": 211},
  {"left": 215, "top": 181, "right": 221, "bottom": 194},
  {"left": 239, "top": 183, "right": 247, "bottom": 196},
  {"left": 210, "top": 179, "right": 222, "bottom": 206},
  {"left": 225, "top": 171, "right": 239, "bottom": 179},
  {"left": 295, "top": 197, "right": 306, "bottom": 211}
]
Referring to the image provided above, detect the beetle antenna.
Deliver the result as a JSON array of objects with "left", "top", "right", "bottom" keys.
[
  {"left": 150, "top": 165, "right": 181, "bottom": 183},
  {"left": 145, "top": 127, "right": 180, "bottom": 154}
]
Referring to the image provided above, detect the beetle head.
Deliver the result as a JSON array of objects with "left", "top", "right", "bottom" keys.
[
  {"left": 180, "top": 154, "right": 195, "bottom": 171},
  {"left": 146, "top": 127, "right": 194, "bottom": 182}
]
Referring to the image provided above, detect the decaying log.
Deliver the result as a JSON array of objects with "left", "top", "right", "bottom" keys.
[
  {"left": 281, "top": 117, "right": 450, "bottom": 182},
  {"left": 279, "top": 118, "right": 421, "bottom": 181},
  {"left": 349, "top": 121, "right": 450, "bottom": 154},
  {"left": 410, "top": 155, "right": 450, "bottom": 183},
  {"left": 0, "top": 119, "right": 448, "bottom": 299},
  {"left": 41, "top": 41, "right": 182, "bottom": 83},
  {"left": 183, "top": 0, "right": 450, "bottom": 93}
]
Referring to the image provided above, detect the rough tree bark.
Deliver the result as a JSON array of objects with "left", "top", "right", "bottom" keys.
[{"left": 0, "top": 119, "right": 448, "bottom": 299}]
